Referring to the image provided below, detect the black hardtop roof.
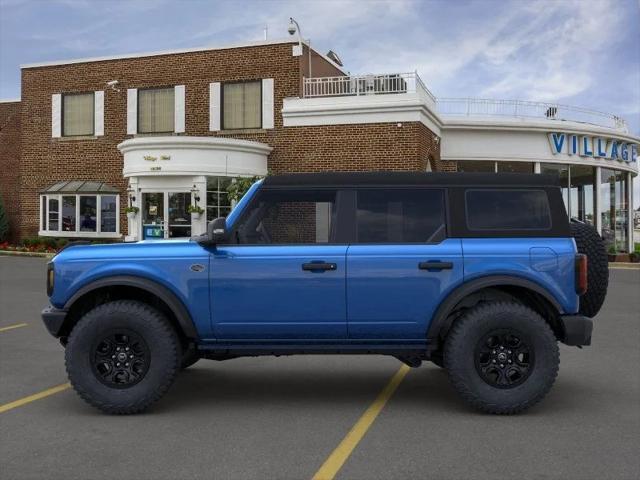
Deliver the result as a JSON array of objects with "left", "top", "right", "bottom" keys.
[{"left": 262, "top": 172, "right": 560, "bottom": 187}]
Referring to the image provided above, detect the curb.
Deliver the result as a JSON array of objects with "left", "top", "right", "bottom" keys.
[
  {"left": 609, "top": 262, "right": 640, "bottom": 269},
  {"left": 0, "top": 250, "right": 55, "bottom": 259}
]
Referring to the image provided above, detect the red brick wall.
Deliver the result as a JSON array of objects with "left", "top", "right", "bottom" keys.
[
  {"left": 16, "top": 41, "right": 441, "bottom": 240},
  {"left": 0, "top": 101, "right": 21, "bottom": 241}
]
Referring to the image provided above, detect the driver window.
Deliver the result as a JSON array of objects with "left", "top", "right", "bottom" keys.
[{"left": 233, "top": 189, "right": 338, "bottom": 244}]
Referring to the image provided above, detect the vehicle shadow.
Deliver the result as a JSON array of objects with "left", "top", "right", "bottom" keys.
[
  {"left": 157, "top": 360, "right": 468, "bottom": 414},
  {"left": 158, "top": 359, "right": 589, "bottom": 416}
]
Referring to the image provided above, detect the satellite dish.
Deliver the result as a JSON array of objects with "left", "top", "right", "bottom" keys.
[{"left": 326, "top": 50, "right": 343, "bottom": 67}]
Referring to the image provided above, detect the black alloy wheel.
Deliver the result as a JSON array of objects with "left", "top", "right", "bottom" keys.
[
  {"left": 475, "top": 329, "right": 533, "bottom": 388},
  {"left": 91, "top": 330, "right": 150, "bottom": 388}
]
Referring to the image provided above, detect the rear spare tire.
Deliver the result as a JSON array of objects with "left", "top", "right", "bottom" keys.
[{"left": 570, "top": 220, "right": 608, "bottom": 318}]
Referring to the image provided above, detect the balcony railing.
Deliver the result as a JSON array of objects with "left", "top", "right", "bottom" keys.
[
  {"left": 436, "top": 98, "right": 628, "bottom": 132},
  {"left": 303, "top": 72, "right": 436, "bottom": 102}
]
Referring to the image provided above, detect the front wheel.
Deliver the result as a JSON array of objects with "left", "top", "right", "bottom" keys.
[
  {"left": 444, "top": 301, "right": 559, "bottom": 414},
  {"left": 65, "top": 300, "right": 181, "bottom": 414}
]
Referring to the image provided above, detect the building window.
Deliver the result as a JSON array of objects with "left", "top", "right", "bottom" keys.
[
  {"left": 456, "top": 160, "right": 496, "bottom": 172},
  {"left": 62, "top": 92, "right": 94, "bottom": 136},
  {"left": 138, "top": 87, "right": 175, "bottom": 133},
  {"left": 569, "top": 165, "right": 596, "bottom": 226},
  {"left": 40, "top": 193, "right": 120, "bottom": 237},
  {"left": 222, "top": 81, "right": 261, "bottom": 129},
  {"left": 541, "top": 163, "right": 569, "bottom": 210},
  {"left": 206, "top": 176, "right": 234, "bottom": 221},
  {"left": 497, "top": 161, "right": 534, "bottom": 173}
]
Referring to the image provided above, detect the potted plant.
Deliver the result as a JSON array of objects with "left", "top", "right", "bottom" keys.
[
  {"left": 125, "top": 206, "right": 139, "bottom": 220},
  {"left": 187, "top": 204, "right": 204, "bottom": 220}
]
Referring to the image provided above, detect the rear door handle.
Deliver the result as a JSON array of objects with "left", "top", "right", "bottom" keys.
[
  {"left": 302, "top": 262, "right": 337, "bottom": 272},
  {"left": 418, "top": 261, "right": 453, "bottom": 271}
]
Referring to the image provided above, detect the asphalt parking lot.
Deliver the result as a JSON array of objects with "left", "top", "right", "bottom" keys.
[{"left": 1, "top": 256, "right": 639, "bottom": 480}]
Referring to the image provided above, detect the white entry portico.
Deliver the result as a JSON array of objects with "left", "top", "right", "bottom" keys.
[{"left": 118, "top": 136, "right": 271, "bottom": 242}]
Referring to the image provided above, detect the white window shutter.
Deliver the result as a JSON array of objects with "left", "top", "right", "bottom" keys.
[
  {"left": 262, "top": 78, "right": 274, "bottom": 129},
  {"left": 174, "top": 85, "right": 185, "bottom": 133},
  {"left": 209, "top": 82, "right": 221, "bottom": 131},
  {"left": 94, "top": 91, "right": 104, "bottom": 136},
  {"left": 51, "top": 94, "right": 61, "bottom": 138},
  {"left": 127, "top": 88, "right": 137, "bottom": 135}
]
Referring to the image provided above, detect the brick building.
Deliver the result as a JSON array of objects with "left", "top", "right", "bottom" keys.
[{"left": 0, "top": 37, "right": 638, "bottom": 251}]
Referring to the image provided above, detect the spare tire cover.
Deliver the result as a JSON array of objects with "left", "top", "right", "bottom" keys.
[{"left": 570, "top": 221, "right": 609, "bottom": 318}]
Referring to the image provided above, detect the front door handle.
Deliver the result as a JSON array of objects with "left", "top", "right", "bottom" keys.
[
  {"left": 302, "top": 262, "right": 337, "bottom": 272},
  {"left": 418, "top": 261, "right": 453, "bottom": 271}
]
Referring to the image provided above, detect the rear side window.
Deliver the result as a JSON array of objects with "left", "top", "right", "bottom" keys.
[
  {"left": 465, "top": 189, "right": 551, "bottom": 230},
  {"left": 356, "top": 189, "right": 446, "bottom": 243}
]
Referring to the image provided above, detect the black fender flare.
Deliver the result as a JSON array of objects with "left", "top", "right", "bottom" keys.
[
  {"left": 427, "top": 275, "right": 563, "bottom": 344},
  {"left": 64, "top": 275, "right": 198, "bottom": 339}
]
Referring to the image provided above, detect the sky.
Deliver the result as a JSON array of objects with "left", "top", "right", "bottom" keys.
[{"left": 0, "top": 0, "right": 639, "bottom": 203}]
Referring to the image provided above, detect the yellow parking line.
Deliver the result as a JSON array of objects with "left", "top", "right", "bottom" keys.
[
  {"left": 312, "top": 364, "right": 410, "bottom": 480},
  {"left": 0, "top": 383, "right": 71, "bottom": 414},
  {"left": 0, "top": 323, "right": 28, "bottom": 333}
]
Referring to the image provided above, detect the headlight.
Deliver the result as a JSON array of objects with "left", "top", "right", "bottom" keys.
[{"left": 47, "top": 263, "right": 54, "bottom": 296}]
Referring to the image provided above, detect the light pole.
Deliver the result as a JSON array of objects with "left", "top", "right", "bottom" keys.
[{"left": 288, "top": 17, "right": 312, "bottom": 80}]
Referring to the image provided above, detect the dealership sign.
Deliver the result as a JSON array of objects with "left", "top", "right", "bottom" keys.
[{"left": 548, "top": 133, "right": 638, "bottom": 163}]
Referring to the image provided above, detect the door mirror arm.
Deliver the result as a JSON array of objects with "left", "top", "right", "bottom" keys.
[{"left": 195, "top": 217, "right": 228, "bottom": 246}]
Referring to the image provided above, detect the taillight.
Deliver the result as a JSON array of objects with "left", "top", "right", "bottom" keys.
[
  {"left": 575, "top": 254, "right": 587, "bottom": 295},
  {"left": 47, "top": 262, "right": 54, "bottom": 296}
]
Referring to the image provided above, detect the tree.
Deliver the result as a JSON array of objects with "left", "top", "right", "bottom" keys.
[
  {"left": 0, "top": 195, "right": 9, "bottom": 242},
  {"left": 226, "top": 176, "right": 264, "bottom": 204}
]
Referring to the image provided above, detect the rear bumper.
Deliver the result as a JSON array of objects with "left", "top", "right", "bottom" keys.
[
  {"left": 41, "top": 305, "right": 68, "bottom": 338},
  {"left": 560, "top": 314, "right": 593, "bottom": 346}
]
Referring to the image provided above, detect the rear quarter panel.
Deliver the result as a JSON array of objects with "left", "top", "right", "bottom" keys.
[{"left": 462, "top": 238, "right": 578, "bottom": 314}]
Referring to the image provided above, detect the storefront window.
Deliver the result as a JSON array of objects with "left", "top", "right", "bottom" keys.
[
  {"left": 40, "top": 193, "right": 119, "bottom": 236},
  {"left": 569, "top": 165, "right": 595, "bottom": 226},
  {"left": 601, "top": 169, "right": 629, "bottom": 253},
  {"left": 456, "top": 161, "right": 495, "bottom": 172},
  {"left": 497, "top": 162, "right": 534, "bottom": 173},
  {"left": 207, "top": 176, "right": 234, "bottom": 221},
  {"left": 100, "top": 195, "right": 117, "bottom": 233},
  {"left": 62, "top": 196, "right": 76, "bottom": 232}
]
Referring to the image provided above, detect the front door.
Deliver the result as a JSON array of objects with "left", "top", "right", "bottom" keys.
[
  {"left": 210, "top": 188, "right": 348, "bottom": 340},
  {"left": 141, "top": 192, "right": 191, "bottom": 239},
  {"left": 346, "top": 188, "right": 464, "bottom": 340}
]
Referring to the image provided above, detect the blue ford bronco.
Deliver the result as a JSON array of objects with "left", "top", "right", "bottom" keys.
[{"left": 42, "top": 172, "right": 608, "bottom": 414}]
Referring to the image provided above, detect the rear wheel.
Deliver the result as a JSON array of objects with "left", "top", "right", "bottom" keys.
[
  {"left": 444, "top": 301, "right": 559, "bottom": 414},
  {"left": 65, "top": 300, "right": 180, "bottom": 414}
]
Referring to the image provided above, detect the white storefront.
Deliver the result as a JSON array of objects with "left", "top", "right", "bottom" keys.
[{"left": 118, "top": 136, "right": 270, "bottom": 242}]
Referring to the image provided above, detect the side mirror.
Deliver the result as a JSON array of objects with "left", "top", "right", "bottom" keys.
[{"left": 207, "top": 217, "right": 228, "bottom": 244}]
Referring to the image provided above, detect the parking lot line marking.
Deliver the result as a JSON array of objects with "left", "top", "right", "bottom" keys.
[
  {"left": 0, "top": 383, "right": 70, "bottom": 414},
  {"left": 311, "top": 364, "right": 410, "bottom": 480},
  {"left": 0, "top": 323, "right": 28, "bottom": 333},
  {"left": 609, "top": 265, "right": 640, "bottom": 270}
]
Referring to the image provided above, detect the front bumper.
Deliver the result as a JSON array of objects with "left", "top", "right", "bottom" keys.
[
  {"left": 560, "top": 314, "right": 593, "bottom": 346},
  {"left": 41, "top": 305, "right": 68, "bottom": 338}
]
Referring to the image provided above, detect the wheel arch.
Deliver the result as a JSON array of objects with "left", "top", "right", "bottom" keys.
[
  {"left": 61, "top": 275, "right": 198, "bottom": 343},
  {"left": 427, "top": 275, "right": 564, "bottom": 347}
]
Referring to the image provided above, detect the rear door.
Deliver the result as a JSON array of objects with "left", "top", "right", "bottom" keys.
[
  {"left": 210, "top": 187, "right": 348, "bottom": 340},
  {"left": 346, "top": 188, "right": 464, "bottom": 340}
]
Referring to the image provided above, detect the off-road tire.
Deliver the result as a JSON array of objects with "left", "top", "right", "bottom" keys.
[
  {"left": 570, "top": 220, "right": 608, "bottom": 318},
  {"left": 444, "top": 301, "right": 559, "bottom": 414},
  {"left": 181, "top": 345, "right": 200, "bottom": 369},
  {"left": 65, "top": 300, "right": 180, "bottom": 414}
]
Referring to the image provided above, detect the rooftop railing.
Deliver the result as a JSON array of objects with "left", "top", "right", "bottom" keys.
[
  {"left": 435, "top": 98, "right": 628, "bottom": 132},
  {"left": 303, "top": 72, "right": 436, "bottom": 102},
  {"left": 301, "top": 74, "right": 628, "bottom": 132}
]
